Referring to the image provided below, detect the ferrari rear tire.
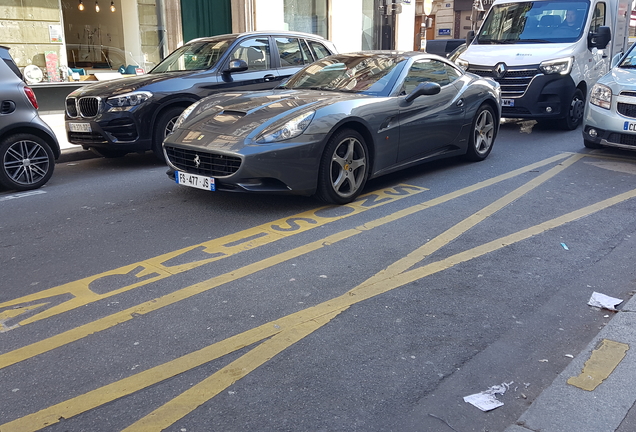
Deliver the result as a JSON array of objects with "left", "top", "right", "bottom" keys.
[
  {"left": 316, "top": 128, "right": 369, "bottom": 205},
  {"left": 0, "top": 133, "right": 55, "bottom": 191},
  {"left": 153, "top": 106, "right": 184, "bottom": 163},
  {"left": 465, "top": 104, "right": 496, "bottom": 161}
]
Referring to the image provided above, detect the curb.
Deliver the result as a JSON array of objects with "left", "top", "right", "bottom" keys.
[
  {"left": 504, "top": 294, "right": 636, "bottom": 432},
  {"left": 57, "top": 147, "right": 99, "bottom": 164}
]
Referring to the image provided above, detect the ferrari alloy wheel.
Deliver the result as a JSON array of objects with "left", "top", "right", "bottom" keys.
[
  {"left": 316, "top": 129, "right": 369, "bottom": 204},
  {"left": 465, "top": 104, "right": 495, "bottom": 161},
  {"left": 0, "top": 133, "right": 55, "bottom": 191}
]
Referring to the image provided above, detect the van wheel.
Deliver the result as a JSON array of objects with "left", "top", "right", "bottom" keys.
[
  {"left": 153, "top": 106, "right": 184, "bottom": 162},
  {"left": 562, "top": 89, "right": 584, "bottom": 130},
  {"left": 0, "top": 133, "right": 55, "bottom": 191}
]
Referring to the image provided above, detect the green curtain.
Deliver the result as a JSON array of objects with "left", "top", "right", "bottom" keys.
[{"left": 180, "top": 0, "right": 232, "bottom": 43}]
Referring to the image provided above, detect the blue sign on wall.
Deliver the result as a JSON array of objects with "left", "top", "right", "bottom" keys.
[{"left": 438, "top": 29, "right": 452, "bottom": 36}]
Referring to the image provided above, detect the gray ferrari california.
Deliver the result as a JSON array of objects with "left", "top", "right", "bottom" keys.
[{"left": 163, "top": 51, "right": 501, "bottom": 204}]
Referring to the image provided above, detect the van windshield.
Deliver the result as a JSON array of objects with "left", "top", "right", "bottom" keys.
[{"left": 477, "top": 1, "right": 590, "bottom": 44}]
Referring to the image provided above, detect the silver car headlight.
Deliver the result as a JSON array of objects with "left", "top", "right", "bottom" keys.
[
  {"left": 539, "top": 57, "right": 573, "bottom": 75},
  {"left": 256, "top": 111, "right": 315, "bottom": 143},
  {"left": 455, "top": 58, "right": 469, "bottom": 70},
  {"left": 173, "top": 99, "right": 204, "bottom": 130},
  {"left": 106, "top": 91, "right": 152, "bottom": 110},
  {"left": 589, "top": 83, "right": 612, "bottom": 110}
]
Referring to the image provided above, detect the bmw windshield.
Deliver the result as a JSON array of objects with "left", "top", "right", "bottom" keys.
[
  {"left": 282, "top": 54, "right": 408, "bottom": 96},
  {"left": 150, "top": 39, "right": 232, "bottom": 73},
  {"left": 477, "top": 1, "right": 590, "bottom": 44}
]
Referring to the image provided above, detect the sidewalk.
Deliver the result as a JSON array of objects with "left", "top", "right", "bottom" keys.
[
  {"left": 39, "top": 111, "right": 97, "bottom": 163},
  {"left": 504, "top": 293, "right": 636, "bottom": 432}
]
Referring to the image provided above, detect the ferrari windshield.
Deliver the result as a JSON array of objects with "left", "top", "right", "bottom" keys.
[
  {"left": 283, "top": 54, "right": 407, "bottom": 96},
  {"left": 477, "top": 1, "right": 590, "bottom": 44},
  {"left": 151, "top": 39, "right": 232, "bottom": 73}
]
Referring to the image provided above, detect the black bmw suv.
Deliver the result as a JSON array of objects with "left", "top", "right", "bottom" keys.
[
  {"left": 65, "top": 31, "right": 336, "bottom": 160},
  {"left": 0, "top": 46, "right": 60, "bottom": 191}
]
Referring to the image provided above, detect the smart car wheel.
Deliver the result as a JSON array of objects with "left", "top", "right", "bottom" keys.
[
  {"left": 562, "top": 88, "right": 584, "bottom": 131},
  {"left": 465, "top": 104, "right": 496, "bottom": 162},
  {"left": 316, "top": 129, "right": 369, "bottom": 205},
  {"left": 0, "top": 133, "right": 55, "bottom": 191},
  {"left": 153, "top": 106, "right": 184, "bottom": 162}
]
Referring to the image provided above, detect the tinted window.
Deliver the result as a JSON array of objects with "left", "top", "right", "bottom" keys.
[
  {"left": 590, "top": 2, "right": 606, "bottom": 33},
  {"left": 445, "top": 64, "right": 462, "bottom": 83},
  {"left": 228, "top": 37, "right": 271, "bottom": 71},
  {"left": 276, "top": 37, "right": 311, "bottom": 67},
  {"left": 0, "top": 47, "right": 22, "bottom": 79},
  {"left": 151, "top": 39, "right": 232, "bottom": 73},
  {"left": 307, "top": 41, "right": 332, "bottom": 59},
  {"left": 403, "top": 59, "right": 450, "bottom": 94}
]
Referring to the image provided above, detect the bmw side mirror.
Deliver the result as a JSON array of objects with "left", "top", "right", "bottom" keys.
[
  {"left": 404, "top": 82, "right": 441, "bottom": 103},
  {"left": 589, "top": 26, "right": 611, "bottom": 50},
  {"left": 223, "top": 59, "right": 248, "bottom": 74}
]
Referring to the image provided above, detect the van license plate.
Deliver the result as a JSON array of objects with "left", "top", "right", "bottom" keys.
[
  {"left": 502, "top": 99, "right": 514, "bottom": 107},
  {"left": 176, "top": 171, "right": 215, "bottom": 191}
]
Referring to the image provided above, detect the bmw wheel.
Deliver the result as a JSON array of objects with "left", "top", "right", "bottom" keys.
[
  {"left": 465, "top": 104, "right": 496, "bottom": 161},
  {"left": 316, "top": 129, "right": 369, "bottom": 205},
  {"left": 0, "top": 133, "right": 55, "bottom": 191},
  {"left": 153, "top": 106, "right": 184, "bottom": 162}
]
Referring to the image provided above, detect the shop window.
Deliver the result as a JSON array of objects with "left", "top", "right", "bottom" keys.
[
  {"left": 228, "top": 38, "right": 271, "bottom": 71},
  {"left": 283, "top": 0, "right": 328, "bottom": 39},
  {"left": 276, "top": 37, "right": 311, "bottom": 67}
]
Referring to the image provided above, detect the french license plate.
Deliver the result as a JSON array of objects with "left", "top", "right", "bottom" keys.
[
  {"left": 624, "top": 121, "right": 636, "bottom": 132},
  {"left": 68, "top": 122, "right": 92, "bottom": 133},
  {"left": 502, "top": 99, "right": 515, "bottom": 107},
  {"left": 176, "top": 171, "right": 215, "bottom": 191}
]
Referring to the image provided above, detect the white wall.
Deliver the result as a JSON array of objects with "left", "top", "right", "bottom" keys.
[
  {"left": 396, "top": 1, "right": 416, "bottom": 51},
  {"left": 254, "top": 0, "right": 285, "bottom": 30},
  {"left": 331, "top": 0, "right": 363, "bottom": 53}
]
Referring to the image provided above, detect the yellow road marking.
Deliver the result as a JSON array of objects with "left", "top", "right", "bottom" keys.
[
  {"left": 0, "top": 184, "right": 427, "bottom": 327},
  {"left": 0, "top": 154, "right": 572, "bottom": 371},
  {"left": 0, "top": 303, "right": 48, "bottom": 332},
  {"left": 567, "top": 339, "right": 629, "bottom": 391},
  {"left": 5, "top": 164, "right": 636, "bottom": 432}
]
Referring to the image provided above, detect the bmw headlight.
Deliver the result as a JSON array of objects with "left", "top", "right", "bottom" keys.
[
  {"left": 539, "top": 57, "right": 573, "bottom": 75},
  {"left": 106, "top": 91, "right": 152, "bottom": 110},
  {"left": 590, "top": 83, "right": 612, "bottom": 110},
  {"left": 173, "top": 99, "right": 203, "bottom": 130},
  {"left": 256, "top": 111, "right": 315, "bottom": 143},
  {"left": 455, "top": 58, "right": 469, "bottom": 70}
]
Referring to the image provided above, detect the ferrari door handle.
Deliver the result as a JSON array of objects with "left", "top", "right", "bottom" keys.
[
  {"left": 264, "top": 74, "right": 276, "bottom": 82},
  {"left": 456, "top": 99, "right": 464, "bottom": 107}
]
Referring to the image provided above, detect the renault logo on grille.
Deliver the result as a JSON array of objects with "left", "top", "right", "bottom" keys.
[
  {"left": 193, "top": 154, "right": 201, "bottom": 168},
  {"left": 494, "top": 63, "right": 507, "bottom": 79}
]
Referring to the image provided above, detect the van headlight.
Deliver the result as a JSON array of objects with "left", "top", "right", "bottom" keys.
[
  {"left": 256, "top": 111, "right": 315, "bottom": 143},
  {"left": 590, "top": 83, "right": 612, "bottom": 110},
  {"left": 539, "top": 57, "right": 573, "bottom": 75},
  {"left": 455, "top": 58, "right": 469, "bottom": 70}
]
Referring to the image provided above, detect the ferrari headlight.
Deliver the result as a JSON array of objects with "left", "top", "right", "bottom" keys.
[
  {"left": 256, "top": 111, "right": 315, "bottom": 143},
  {"left": 107, "top": 91, "right": 152, "bottom": 108},
  {"left": 539, "top": 57, "right": 573, "bottom": 75},
  {"left": 173, "top": 99, "right": 203, "bottom": 130},
  {"left": 455, "top": 58, "right": 469, "bottom": 70},
  {"left": 590, "top": 83, "right": 612, "bottom": 110}
]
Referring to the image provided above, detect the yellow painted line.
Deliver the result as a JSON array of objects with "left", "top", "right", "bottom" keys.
[
  {"left": 0, "top": 154, "right": 572, "bottom": 371},
  {"left": 122, "top": 309, "right": 345, "bottom": 432},
  {"left": 0, "top": 303, "right": 48, "bottom": 332},
  {"left": 567, "top": 339, "right": 629, "bottom": 391},
  {"left": 6, "top": 184, "right": 635, "bottom": 432},
  {"left": 0, "top": 184, "right": 427, "bottom": 327}
]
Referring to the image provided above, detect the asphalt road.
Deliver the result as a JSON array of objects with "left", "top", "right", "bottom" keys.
[{"left": 1, "top": 120, "right": 636, "bottom": 432}]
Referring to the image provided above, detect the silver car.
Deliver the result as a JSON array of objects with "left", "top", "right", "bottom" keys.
[{"left": 583, "top": 43, "right": 636, "bottom": 150}]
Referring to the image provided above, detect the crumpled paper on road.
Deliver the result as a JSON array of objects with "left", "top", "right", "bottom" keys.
[
  {"left": 463, "top": 382, "right": 513, "bottom": 412},
  {"left": 588, "top": 292, "right": 623, "bottom": 311}
]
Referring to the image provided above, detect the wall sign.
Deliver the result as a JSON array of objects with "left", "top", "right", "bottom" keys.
[{"left": 438, "top": 28, "right": 452, "bottom": 36}]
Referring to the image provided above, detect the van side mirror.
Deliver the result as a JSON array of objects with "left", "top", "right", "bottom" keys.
[
  {"left": 589, "top": 26, "right": 611, "bottom": 50},
  {"left": 404, "top": 82, "right": 441, "bottom": 103},
  {"left": 223, "top": 59, "right": 248, "bottom": 74},
  {"left": 466, "top": 30, "right": 475, "bottom": 45}
]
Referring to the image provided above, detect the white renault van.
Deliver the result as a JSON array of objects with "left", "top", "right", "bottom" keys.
[{"left": 455, "top": 0, "right": 631, "bottom": 129}]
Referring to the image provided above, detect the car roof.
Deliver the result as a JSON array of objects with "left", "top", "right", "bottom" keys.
[{"left": 186, "top": 30, "right": 330, "bottom": 45}]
